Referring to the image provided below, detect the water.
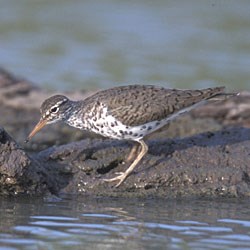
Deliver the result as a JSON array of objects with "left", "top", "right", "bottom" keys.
[
  {"left": 0, "top": 1, "right": 250, "bottom": 91},
  {"left": 1, "top": 196, "right": 250, "bottom": 250}
]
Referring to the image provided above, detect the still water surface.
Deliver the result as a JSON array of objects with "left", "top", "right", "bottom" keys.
[{"left": 0, "top": 196, "right": 250, "bottom": 250}]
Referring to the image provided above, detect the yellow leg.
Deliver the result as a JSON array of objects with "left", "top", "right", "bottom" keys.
[
  {"left": 104, "top": 140, "right": 148, "bottom": 187},
  {"left": 126, "top": 143, "right": 141, "bottom": 163}
]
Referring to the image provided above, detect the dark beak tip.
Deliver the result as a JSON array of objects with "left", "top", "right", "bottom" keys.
[{"left": 25, "top": 118, "right": 47, "bottom": 143}]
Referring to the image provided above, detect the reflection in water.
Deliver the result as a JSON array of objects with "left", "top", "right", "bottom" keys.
[{"left": 0, "top": 196, "right": 250, "bottom": 249}]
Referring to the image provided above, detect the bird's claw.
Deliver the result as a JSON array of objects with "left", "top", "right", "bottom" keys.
[{"left": 103, "top": 172, "right": 128, "bottom": 188}]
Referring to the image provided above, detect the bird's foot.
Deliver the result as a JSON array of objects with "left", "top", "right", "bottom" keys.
[{"left": 103, "top": 172, "right": 129, "bottom": 188}]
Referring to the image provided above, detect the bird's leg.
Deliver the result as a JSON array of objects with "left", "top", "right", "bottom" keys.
[
  {"left": 126, "top": 143, "right": 141, "bottom": 163},
  {"left": 104, "top": 140, "right": 148, "bottom": 187}
]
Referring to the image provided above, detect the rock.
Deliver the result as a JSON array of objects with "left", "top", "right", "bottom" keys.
[
  {"left": 0, "top": 127, "right": 47, "bottom": 195},
  {"left": 33, "top": 127, "right": 250, "bottom": 198},
  {"left": 1, "top": 67, "right": 250, "bottom": 198}
]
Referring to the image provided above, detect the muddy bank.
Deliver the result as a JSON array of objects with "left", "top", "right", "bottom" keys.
[{"left": 1, "top": 68, "right": 250, "bottom": 198}]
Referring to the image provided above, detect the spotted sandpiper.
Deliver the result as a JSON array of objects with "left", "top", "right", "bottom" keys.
[{"left": 26, "top": 85, "right": 228, "bottom": 187}]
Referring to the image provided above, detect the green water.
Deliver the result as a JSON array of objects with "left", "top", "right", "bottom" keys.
[{"left": 0, "top": 1, "right": 249, "bottom": 91}]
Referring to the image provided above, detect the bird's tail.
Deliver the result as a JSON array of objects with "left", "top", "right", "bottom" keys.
[{"left": 207, "top": 91, "right": 239, "bottom": 102}]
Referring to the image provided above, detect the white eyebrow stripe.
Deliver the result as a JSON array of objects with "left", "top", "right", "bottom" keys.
[{"left": 56, "top": 99, "right": 67, "bottom": 106}]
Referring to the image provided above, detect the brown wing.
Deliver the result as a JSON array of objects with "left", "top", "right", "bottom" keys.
[{"left": 83, "top": 85, "right": 225, "bottom": 126}]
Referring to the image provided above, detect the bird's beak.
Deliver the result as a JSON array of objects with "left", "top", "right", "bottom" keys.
[{"left": 25, "top": 118, "right": 48, "bottom": 143}]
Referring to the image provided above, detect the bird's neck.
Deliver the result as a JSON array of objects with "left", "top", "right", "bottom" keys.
[{"left": 65, "top": 101, "right": 87, "bottom": 130}]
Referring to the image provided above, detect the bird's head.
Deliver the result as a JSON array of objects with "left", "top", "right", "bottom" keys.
[{"left": 26, "top": 95, "right": 72, "bottom": 142}]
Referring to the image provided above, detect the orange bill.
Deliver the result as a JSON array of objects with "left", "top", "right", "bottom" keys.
[{"left": 25, "top": 119, "right": 48, "bottom": 142}]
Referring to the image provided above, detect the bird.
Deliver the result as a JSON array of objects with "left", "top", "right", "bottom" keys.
[{"left": 26, "top": 85, "right": 229, "bottom": 187}]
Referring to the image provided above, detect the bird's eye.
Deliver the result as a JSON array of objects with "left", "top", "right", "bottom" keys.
[{"left": 50, "top": 107, "right": 59, "bottom": 113}]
